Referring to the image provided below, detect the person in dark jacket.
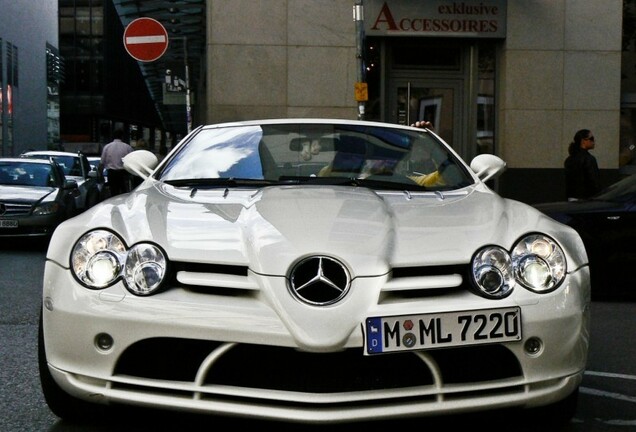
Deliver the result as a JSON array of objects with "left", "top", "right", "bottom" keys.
[{"left": 564, "top": 129, "right": 601, "bottom": 200}]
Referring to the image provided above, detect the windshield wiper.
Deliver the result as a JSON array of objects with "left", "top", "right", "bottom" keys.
[
  {"left": 165, "top": 176, "right": 431, "bottom": 192},
  {"left": 278, "top": 175, "right": 363, "bottom": 187},
  {"left": 278, "top": 175, "right": 427, "bottom": 191},
  {"left": 164, "top": 178, "right": 276, "bottom": 188}
]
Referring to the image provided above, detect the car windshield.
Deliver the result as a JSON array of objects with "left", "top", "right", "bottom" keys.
[
  {"left": 0, "top": 161, "right": 53, "bottom": 187},
  {"left": 157, "top": 123, "right": 474, "bottom": 191},
  {"left": 25, "top": 154, "right": 82, "bottom": 177}
]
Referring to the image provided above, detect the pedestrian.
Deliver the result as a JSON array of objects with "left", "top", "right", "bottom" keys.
[
  {"left": 564, "top": 129, "right": 601, "bottom": 201},
  {"left": 100, "top": 129, "right": 134, "bottom": 196}
]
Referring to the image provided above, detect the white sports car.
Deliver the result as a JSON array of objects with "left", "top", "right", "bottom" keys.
[{"left": 39, "top": 119, "right": 590, "bottom": 425}]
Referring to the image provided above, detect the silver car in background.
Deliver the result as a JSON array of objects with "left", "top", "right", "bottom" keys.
[
  {"left": 22, "top": 150, "right": 101, "bottom": 211},
  {"left": 0, "top": 157, "right": 79, "bottom": 237}
]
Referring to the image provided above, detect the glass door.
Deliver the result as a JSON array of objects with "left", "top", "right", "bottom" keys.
[{"left": 389, "top": 79, "right": 464, "bottom": 152}]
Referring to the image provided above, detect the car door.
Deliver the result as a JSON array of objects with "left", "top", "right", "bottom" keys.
[{"left": 78, "top": 154, "right": 100, "bottom": 208}]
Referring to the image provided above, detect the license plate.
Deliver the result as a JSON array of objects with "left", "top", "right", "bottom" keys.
[
  {"left": 0, "top": 219, "right": 18, "bottom": 228},
  {"left": 364, "top": 307, "right": 521, "bottom": 355}
]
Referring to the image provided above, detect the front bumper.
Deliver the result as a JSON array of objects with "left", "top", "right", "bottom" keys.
[
  {"left": 0, "top": 213, "right": 64, "bottom": 237},
  {"left": 41, "top": 260, "right": 590, "bottom": 423}
]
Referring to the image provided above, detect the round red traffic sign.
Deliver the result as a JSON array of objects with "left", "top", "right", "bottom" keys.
[{"left": 123, "top": 17, "right": 169, "bottom": 62}]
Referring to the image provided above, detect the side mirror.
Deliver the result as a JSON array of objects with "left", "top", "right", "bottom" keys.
[
  {"left": 469, "top": 154, "right": 506, "bottom": 182},
  {"left": 63, "top": 179, "right": 79, "bottom": 190},
  {"left": 123, "top": 150, "right": 159, "bottom": 179}
]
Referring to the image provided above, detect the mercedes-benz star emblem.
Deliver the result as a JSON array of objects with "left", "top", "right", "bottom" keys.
[{"left": 289, "top": 256, "right": 351, "bottom": 306}]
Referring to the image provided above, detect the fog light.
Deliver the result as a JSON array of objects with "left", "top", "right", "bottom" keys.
[
  {"left": 524, "top": 337, "right": 543, "bottom": 355},
  {"left": 95, "top": 333, "right": 114, "bottom": 351}
]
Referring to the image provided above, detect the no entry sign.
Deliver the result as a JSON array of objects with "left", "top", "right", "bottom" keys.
[{"left": 124, "top": 17, "right": 169, "bottom": 62}]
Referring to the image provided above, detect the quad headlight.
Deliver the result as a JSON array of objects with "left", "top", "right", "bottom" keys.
[
  {"left": 511, "top": 233, "right": 566, "bottom": 292},
  {"left": 471, "top": 233, "right": 566, "bottom": 298},
  {"left": 71, "top": 230, "right": 167, "bottom": 296}
]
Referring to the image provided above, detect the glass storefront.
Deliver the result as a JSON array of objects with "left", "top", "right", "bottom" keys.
[{"left": 364, "top": 37, "right": 498, "bottom": 162}]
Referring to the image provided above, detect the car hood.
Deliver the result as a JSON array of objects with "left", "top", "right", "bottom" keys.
[
  {"left": 0, "top": 185, "right": 55, "bottom": 203},
  {"left": 49, "top": 181, "right": 586, "bottom": 277}
]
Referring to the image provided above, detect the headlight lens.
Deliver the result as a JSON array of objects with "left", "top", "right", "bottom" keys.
[
  {"left": 471, "top": 246, "right": 515, "bottom": 298},
  {"left": 71, "top": 230, "right": 167, "bottom": 295},
  {"left": 33, "top": 202, "right": 60, "bottom": 216},
  {"left": 124, "top": 243, "right": 167, "bottom": 296},
  {"left": 512, "top": 234, "right": 566, "bottom": 292},
  {"left": 85, "top": 251, "right": 121, "bottom": 287},
  {"left": 471, "top": 234, "right": 567, "bottom": 298},
  {"left": 72, "top": 230, "right": 125, "bottom": 288}
]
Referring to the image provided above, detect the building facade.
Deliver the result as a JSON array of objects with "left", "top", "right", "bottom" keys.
[
  {"left": 57, "top": 0, "right": 206, "bottom": 154},
  {"left": 2, "top": 1, "right": 633, "bottom": 204},
  {"left": 0, "top": 0, "right": 60, "bottom": 156},
  {"left": 205, "top": 0, "right": 625, "bottom": 203},
  {"left": 59, "top": 0, "right": 168, "bottom": 153}
]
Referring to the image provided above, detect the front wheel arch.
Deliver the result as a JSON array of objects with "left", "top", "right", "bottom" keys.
[{"left": 38, "top": 308, "right": 106, "bottom": 422}]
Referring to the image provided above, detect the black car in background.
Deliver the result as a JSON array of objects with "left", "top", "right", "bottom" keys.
[
  {"left": 0, "top": 158, "right": 79, "bottom": 238},
  {"left": 534, "top": 174, "right": 636, "bottom": 300}
]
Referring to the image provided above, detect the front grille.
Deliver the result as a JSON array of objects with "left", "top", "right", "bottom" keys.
[
  {"left": 206, "top": 345, "right": 435, "bottom": 392},
  {"left": 167, "top": 260, "right": 473, "bottom": 301},
  {"left": 171, "top": 261, "right": 248, "bottom": 277},
  {"left": 0, "top": 202, "right": 31, "bottom": 216},
  {"left": 381, "top": 263, "right": 474, "bottom": 301},
  {"left": 391, "top": 264, "right": 469, "bottom": 279},
  {"left": 114, "top": 338, "right": 522, "bottom": 395}
]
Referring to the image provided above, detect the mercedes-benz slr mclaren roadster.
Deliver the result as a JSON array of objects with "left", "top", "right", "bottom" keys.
[{"left": 39, "top": 119, "right": 590, "bottom": 426}]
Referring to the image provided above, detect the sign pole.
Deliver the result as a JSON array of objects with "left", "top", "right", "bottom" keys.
[
  {"left": 171, "top": 36, "right": 192, "bottom": 133},
  {"left": 354, "top": 1, "right": 366, "bottom": 120}
]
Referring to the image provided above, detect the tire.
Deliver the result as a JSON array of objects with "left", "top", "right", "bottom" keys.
[{"left": 38, "top": 309, "right": 106, "bottom": 422}]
